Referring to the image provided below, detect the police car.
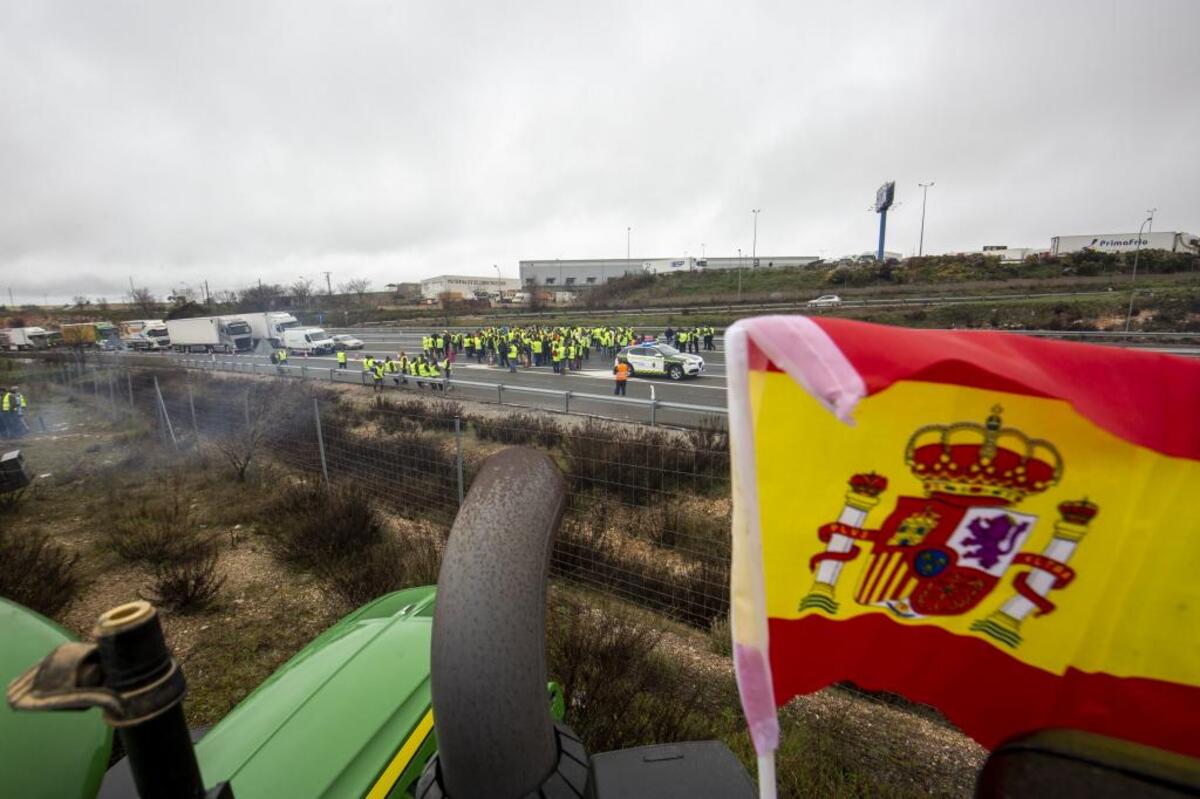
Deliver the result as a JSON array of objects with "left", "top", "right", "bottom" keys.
[{"left": 615, "top": 342, "right": 705, "bottom": 380}]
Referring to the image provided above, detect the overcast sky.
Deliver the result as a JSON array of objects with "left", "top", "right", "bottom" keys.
[{"left": 2, "top": 0, "right": 1197, "bottom": 303}]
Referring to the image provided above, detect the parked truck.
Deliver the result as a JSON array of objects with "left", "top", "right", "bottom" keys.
[
  {"left": 59, "top": 322, "right": 120, "bottom": 349},
  {"left": 0, "top": 327, "right": 52, "bottom": 351},
  {"left": 280, "top": 326, "right": 335, "bottom": 355},
  {"left": 119, "top": 319, "right": 171, "bottom": 351},
  {"left": 231, "top": 312, "right": 302, "bottom": 348},
  {"left": 166, "top": 316, "right": 254, "bottom": 353}
]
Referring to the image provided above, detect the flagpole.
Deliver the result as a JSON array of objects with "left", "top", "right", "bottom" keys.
[{"left": 757, "top": 752, "right": 778, "bottom": 799}]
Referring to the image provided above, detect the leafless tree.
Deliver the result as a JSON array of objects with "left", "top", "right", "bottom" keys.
[
  {"left": 128, "top": 287, "right": 158, "bottom": 315},
  {"left": 168, "top": 286, "right": 199, "bottom": 306},
  {"left": 72, "top": 296, "right": 92, "bottom": 309},
  {"left": 290, "top": 278, "right": 315, "bottom": 308},
  {"left": 212, "top": 387, "right": 273, "bottom": 482},
  {"left": 338, "top": 278, "right": 372, "bottom": 304},
  {"left": 238, "top": 283, "right": 284, "bottom": 312}
]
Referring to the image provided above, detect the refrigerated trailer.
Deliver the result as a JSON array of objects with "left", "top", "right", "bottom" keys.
[
  {"left": 166, "top": 317, "right": 254, "bottom": 353},
  {"left": 1050, "top": 231, "right": 1199, "bottom": 255}
]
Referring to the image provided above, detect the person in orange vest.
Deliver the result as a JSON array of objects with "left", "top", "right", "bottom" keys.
[{"left": 613, "top": 359, "right": 630, "bottom": 396}]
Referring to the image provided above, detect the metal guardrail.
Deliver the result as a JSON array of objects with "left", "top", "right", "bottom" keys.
[{"left": 176, "top": 357, "right": 725, "bottom": 426}]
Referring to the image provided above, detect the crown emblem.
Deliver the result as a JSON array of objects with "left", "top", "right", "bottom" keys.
[{"left": 904, "top": 406, "right": 1063, "bottom": 503}]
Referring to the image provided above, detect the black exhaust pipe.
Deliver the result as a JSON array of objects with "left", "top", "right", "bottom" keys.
[{"left": 418, "top": 447, "right": 588, "bottom": 798}]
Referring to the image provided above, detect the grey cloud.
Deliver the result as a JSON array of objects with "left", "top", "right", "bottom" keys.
[{"left": 2, "top": 0, "right": 1197, "bottom": 302}]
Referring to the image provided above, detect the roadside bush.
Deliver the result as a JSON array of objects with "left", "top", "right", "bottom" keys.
[
  {"left": 707, "top": 615, "right": 732, "bottom": 657},
  {"left": 562, "top": 419, "right": 728, "bottom": 505},
  {"left": 471, "top": 411, "right": 563, "bottom": 449},
  {"left": 0, "top": 526, "right": 81, "bottom": 618},
  {"left": 324, "top": 430, "right": 458, "bottom": 521},
  {"left": 369, "top": 397, "right": 463, "bottom": 433},
  {"left": 107, "top": 490, "right": 209, "bottom": 565},
  {"left": 322, "top": 532, "right": 442, "bottom": 606},
  {"left": 144, "top": 546, "right": 226, "bottom": 613},
  {"left": 554, "top": 501, "right": 730, "bottom": 627},
  {"left": 546, "top": 593, "right": 728, "bottom": 753},
  {"left": 265, "top": 482, "right": 383, "bottom": 569}
]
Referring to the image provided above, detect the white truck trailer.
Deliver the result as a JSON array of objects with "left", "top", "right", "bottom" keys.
[
  {"left": 1050, "top": 231, "right": 1199, "bottom": 255},
  {"left": 281, "top": 327, "right": 335, "bottom": 355},
  {"left": 166, "top": 317, "right": 254, "bottom": 353},
  {"left": 230, "top": 312, "right": 302, "bottom": 348},
  {"left": 1, "top": 327, "right": 52, "bottom": 350}
]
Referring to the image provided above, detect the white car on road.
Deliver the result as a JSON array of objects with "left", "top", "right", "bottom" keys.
[
  {"left": 806, "top": 294, "right": 842, "bottom": 308},
  {"left": 331, "top": 334, "right": 365, "bottom": 350}
]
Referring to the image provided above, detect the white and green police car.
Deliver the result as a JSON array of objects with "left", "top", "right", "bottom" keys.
[{"left": 616, "top": 342, "right": 705, "bottom": 380}]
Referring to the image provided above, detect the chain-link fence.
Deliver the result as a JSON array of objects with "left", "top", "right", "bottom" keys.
[{"left": 23, "top": 356, "right": 731, "bottom": 629}]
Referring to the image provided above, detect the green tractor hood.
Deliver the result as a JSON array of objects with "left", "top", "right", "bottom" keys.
[
  {"left": 194, "top": 586, "right": 438, "bottom": 798},
  {"left": 0, "top": 598, "right": 112, "bottom": 799}
]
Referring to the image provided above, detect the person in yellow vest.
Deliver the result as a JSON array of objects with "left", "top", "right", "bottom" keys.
[
  {"left": 507, "top": 341, "right": 519, "bottom": 373},
  {"left": 362, "top": 354, "right": 374, "bottom": 384},
  {"left": 336, "top": 349, "right": 348, "bottom": 369},
  {"left": 372, "top": 359, "right": 385, "bottom": 392},
  {"left": 275, "top": 347, "right": 288, "bottom": 373},
  {"left": 438, "top": 356, "right": 451, "bottom": 391},
  {"left": 396, "top": 353, "right": 410, "bottom": 386}
]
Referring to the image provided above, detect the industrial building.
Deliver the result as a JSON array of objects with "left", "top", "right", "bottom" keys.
[
  {"left": 518, "top": 255, "right": 820, "bottom": 287},
  {"left": 1050, "top": 232, "right": 1198, "bottom": 256},
  {"left": 419, "top": 275, "right": 521, "bottom": 301}
]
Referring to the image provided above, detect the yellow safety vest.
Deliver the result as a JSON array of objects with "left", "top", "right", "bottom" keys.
[{"left": 337, "top": 351, "right": 347, "bottom": 363}]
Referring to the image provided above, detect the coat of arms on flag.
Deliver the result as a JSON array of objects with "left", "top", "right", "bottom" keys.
[
  {"left": 800, "top": 405, "right": 1096, "bottom": 648},
  {"left": 724, "top": 315, "right": 1200, "bottom": 794}
]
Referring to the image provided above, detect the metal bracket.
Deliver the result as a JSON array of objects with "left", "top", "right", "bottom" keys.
[{"left": 6, "top": 641, "right": 187, "bottom": 727}]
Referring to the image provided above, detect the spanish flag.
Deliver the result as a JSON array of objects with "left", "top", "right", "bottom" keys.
[{"left": 726, "top": 316, "right": 1200, "bottom": 788}]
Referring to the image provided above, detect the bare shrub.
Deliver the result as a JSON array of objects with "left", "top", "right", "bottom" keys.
[
  {"left": 106, "top": 488, "right": 208, "bottom": 565},
  {"left": 553, "top": 502, "right": 730, "bottom": 628},
  {"left": 322, "top": 532, "right": 442, "bottom": 606},
  {"left": 561, "top": 419, "right": 728, "bottom": 506},
  {"left": 144, "top": 546, "right": 226, "bottom": 613},
  {"left": 707, "top": 614, "right": 732, "bottom": 657},
  {"left": 0, "top": 527, "right": 81, "bottom": 618},
  {"left": 470, "top": 412, "right": 563, "bottom": 449},
  {"left": 369, "top": 396, "right": 463, "bottom": 433},
  {"left": 546, "top": 593, "right": 724, "bottom": 753},
  {"left": 265, "top": 483, "right": 383, "bottom": 568}
]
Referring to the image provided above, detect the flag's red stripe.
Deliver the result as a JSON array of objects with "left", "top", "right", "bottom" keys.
[
  {"left": 754, "top": 318, "right": 1200, "bottom": 461},
  {"left": 769, "top": 614, "right": 1200, "bottom": 758}
]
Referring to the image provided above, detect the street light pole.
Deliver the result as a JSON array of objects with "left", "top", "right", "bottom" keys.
[
  {"left": 1124, "top": 215, "right": 1153, "bottom": 332},
  {"left": 751, "top": 209, "right": 761, "bottom": 268},
  {"left": 1146, "top": 207, "right": 1157, "bottom": 235},
  {"left": 918, "top": 182, "right": 934, "bottom": 257},
  {"left": 626, "top": 226, "right": 631, "bottom": 277},
  {"left": 737, "top": 247, "right": 743, "bottom": 300}
]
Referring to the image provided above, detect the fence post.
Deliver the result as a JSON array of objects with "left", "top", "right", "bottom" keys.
[
  {"left": 564, "top": 390, "right": 570, "bottom": 414},
  {"left": 313, "top": 398, "right": 330, "bottom": 488},
  {"left": 188, "top": 383, "right": 199, "bottom": 439},
  {"left": 650, "top": 385, "right": 657, "bottom": 427},
  {"left": 497, "top": 383, "right": 503, "bottom": 405},
  {"left": 108, "top": 373, "right": 116, "bottom": 419},
  {"left": 127, "top": 371, "right": 134, "bottom": 408},
  {"left": 454, "top": 416, "right": 465, "bottom": 506},
  {"left": 153, "top": 376, "right": 178, "bottom": 449}
]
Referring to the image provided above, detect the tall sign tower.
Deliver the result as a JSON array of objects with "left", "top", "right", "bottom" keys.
[{"left": 875, "top": 181, "right": 895, "bottom": 261}]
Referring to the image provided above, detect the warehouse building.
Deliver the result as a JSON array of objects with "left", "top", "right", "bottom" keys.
[
  {"left": 1050, "top": 231, "right": 1198, "bottom": 255},
  {"left": 519, "top": 255, "right": 820, "bottom": 287},
  {"left": 419, "top": 275, "right": 521, "bottom": 301}
]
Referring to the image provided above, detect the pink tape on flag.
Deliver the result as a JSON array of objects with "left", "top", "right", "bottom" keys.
[
  {"left": 735, "top": 643, "right": 780, "bottom": 753},
  {"left": 745, "top": 316, "right": 866, "bottom": 423}
]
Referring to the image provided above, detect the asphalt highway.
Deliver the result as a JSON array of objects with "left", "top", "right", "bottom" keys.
[{"left": 113, "top": 326, "right": 1199, "bottom": 427}]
